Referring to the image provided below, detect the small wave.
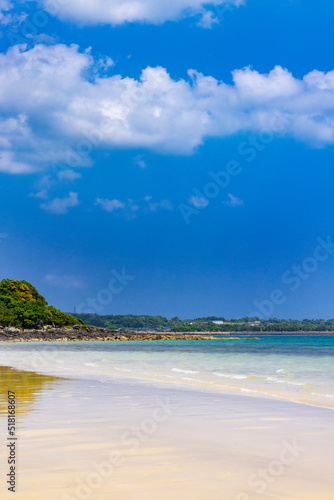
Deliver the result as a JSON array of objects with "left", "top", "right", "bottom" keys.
[
  {"left": 84, "top": 363, "right": 96, "bottom": 366},
  {"left": 114, "top": 367, "right": 132, "bottom": 372},
  {"left": 171, "top": 368, "right": 199, "bottom": 374},
  {"left": 213, "top": 372, "right": 247, "bottom": 380},
  {"left": 311, "top": 392, "right": 334, "bottom": 398},
  {"left": 266, "top": 376, "right": 284, "bottom": 383},
  {"left": 265, "top": 376, "right": 305, "bottom": 386}
]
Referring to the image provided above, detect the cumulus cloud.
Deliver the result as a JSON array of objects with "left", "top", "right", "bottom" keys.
[
  {"left": 40, "top": 192, "right": 79, "bottom": 214},
  {"left": 44, "top": 273, "right": 86, "bottom": 289},
  {"left": 39, "top": 0, "right": 244, "bottom": 26},
  {"left": 1, "top": 44, "right": 334, "bottom": 174}
]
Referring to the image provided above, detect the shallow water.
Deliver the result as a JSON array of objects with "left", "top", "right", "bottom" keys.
[{"left": 1, "top": 336, "right": 334, "bottom": 408}]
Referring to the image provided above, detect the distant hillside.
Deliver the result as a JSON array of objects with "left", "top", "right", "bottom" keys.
[
  {"left": 73, "top": 313, "right": 173, "bottom": 331},
  {"left": 73, "top": 312, "right": 334, "bottom": 332},
  {"left": 0, "top": 279, "right": 84, "bottom": 329}
]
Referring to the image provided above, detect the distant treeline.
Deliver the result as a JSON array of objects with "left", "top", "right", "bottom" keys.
[
  {"left": 73, "top": 313, "right": 174, "bottom": 330},
  {"left": 72, "top": 314, "right": 334, "bottom": 332},
  {"left": 171, "top": 320, "right": 334, "bottom": 332}
]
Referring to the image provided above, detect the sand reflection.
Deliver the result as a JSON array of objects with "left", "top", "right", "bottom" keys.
[{"left": 0, "top": 365, "right": 61, "bottom": 417}]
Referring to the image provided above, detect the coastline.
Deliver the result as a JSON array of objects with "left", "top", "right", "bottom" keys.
[
  {"left": 1, "top": 337, "right": 334, "bottom": 410},
  {"left": 1, "top": 326, "right": 334, "bottom": 342},
  {"left": 0, "top": 326, "right": 221, "bottom": 342}
]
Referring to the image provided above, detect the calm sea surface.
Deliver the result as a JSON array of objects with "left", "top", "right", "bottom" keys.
[{"left": 1, "top": 336, "right": 334, "bottom": 408}]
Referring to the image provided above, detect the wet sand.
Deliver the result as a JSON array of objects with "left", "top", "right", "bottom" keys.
[{"left": 0, "top": 365, "right": 333, "bottom": 499}]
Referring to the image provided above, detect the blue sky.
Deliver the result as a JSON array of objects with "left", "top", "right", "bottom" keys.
[{"left": 1, "top": 0, "right": 334, "bottom": 319}]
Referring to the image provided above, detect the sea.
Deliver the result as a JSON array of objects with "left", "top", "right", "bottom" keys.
[{"left": 1, "top": 335, "right": 334, "bottom": 408}]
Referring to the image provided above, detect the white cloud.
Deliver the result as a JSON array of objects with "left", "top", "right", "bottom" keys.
[
  {"left": 40, "top": 192, "right": 79, "bottom": 214},
  {"left": 30, "top": 168, "right": 81, "bottom": 200},
  {"left": 0, "top": 151, "right": 34, "bottom": 174},
  {"left": 95, "top": 55, "right": 115, "bottom": 72},
  {"left": 148, "top": 199, "right": 173, "bottom": 211},
  {"left": 0, "top": 116, "right": 37, "bottom": 173},
  {"left": 0, "top": 0, "right": 12, "bottom": 17},
  {"left": 197, "top": 10, "right": 220, "bottom": 29},
  {"left": 189, "top": 196, "right": 209, "bottom": 208},
  {"left": 96, "top": 196, "right": 173, "bottom": 215},
  {"left": 1, "top": 44, "right": 334, "bottom": 174},
  {"left": 30, "top": 189, "right": 48, "bottom": 199},
  {"left": 33, "top": 34, "right": 58, "bottom": 44},
  {"left": 58, "top": 169, "right": 82, "bottom": 181},
  {"left": 0, "top": 0, "right": 26, "bottom": 26},
  {"left": 95, "top": 198, "right": 125, "bottom": 212},
  {"left": 44, "top": 273, "right": 86, "bottom": 289},
  {"left": 39, "top": 0, "right": 244, "bottom": 26},
  {"left": 224, "top": 193, "right": 243, "bottom": 207}
]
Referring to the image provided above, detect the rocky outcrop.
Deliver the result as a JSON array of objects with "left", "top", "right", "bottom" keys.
[{"left": 0, "top": 325, "right": 256, "bottom": 342}]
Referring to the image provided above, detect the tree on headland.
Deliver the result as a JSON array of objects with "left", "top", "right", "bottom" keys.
[{"left": 0, "top": 279, "right": 84, "bottom": 329}]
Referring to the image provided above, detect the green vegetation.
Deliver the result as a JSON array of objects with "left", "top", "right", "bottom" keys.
[
  {"left": 0, "top": 279, "right": 84, "bottom": 329},
  {"left": 73, "top": 313, "right": 334, "bottom": 332},
  {"left": 73, "top": 313, "right": 172, "bottom": 331},
  {"left": 172, "top": 318, "right": 334, "bottom": 332},
  {"left": 171, "top": 318, "right": 334, "bottom": 332}
]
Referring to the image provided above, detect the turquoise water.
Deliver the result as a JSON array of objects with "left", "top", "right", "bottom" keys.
[{"left": 1, "top": 336, "right": 334, "bottom": 408}]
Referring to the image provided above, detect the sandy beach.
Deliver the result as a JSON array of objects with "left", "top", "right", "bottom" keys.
[
  {"left": 0, "top": 364, "right": 333, "bottom": 500},
  {"left": 1, "top": 0, "right": 333, "bottom": 497}
]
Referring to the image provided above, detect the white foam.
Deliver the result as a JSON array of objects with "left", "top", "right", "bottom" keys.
[
  {"left": 171, "top": 368, "right": 199, "bottom": 374},
  {"left": 311, "top": 392, "right": 334, "bottom": 398},
  {"left": 265, "top": 377, "right": 305, "bottom": 386},
  {"left": 213, "top": 372, "right": 247, "bottom": 380},
  {"left": 266, "top": 376, "right": 284, "bottom": 383},
  {"left": 265, "top": 376, "right": 305, "bottom": 386}
]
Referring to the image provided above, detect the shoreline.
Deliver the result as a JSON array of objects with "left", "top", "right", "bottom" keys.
[
  {"left": 1, "top": 341, "right": 334, "bottom": 411},
  {"left": 1, "top": 326, "right": 334, "bottom": 342},
  {"left": 2, "top": 359, "right": 334, "bottom": 411},
  {"left": 1, "top": 364, "right": 334, "bottom": 499}
]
